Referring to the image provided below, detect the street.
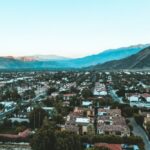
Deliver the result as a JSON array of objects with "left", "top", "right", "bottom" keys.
[
  {"left": 108, "top": 85, "right": 123, "bottom": 103},
  {"left": 129, "top": 117, "right": 150, "bottom": 150}
]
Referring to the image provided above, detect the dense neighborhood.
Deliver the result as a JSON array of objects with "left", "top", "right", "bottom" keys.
[{"left": 0, "top": 71, "right": 150, "bottom": 150}]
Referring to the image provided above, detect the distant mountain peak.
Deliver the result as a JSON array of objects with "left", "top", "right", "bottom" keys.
[
  {"left": 15, "top": 55, "right": 71, "bottom": 62},
  {"left": 90, "top": 46, "right": 150, "bottom": 70},
  {"left": 101, "top": 43, "right": 150, "bottom": 53}
]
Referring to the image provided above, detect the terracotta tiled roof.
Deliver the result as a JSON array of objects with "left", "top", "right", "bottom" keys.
[
  {"left": 0, "top": 129, "right": 31, "bottom": 139},
  {"left": 97, "top": 124, "right": 128, "bottom": 132},
  {"left": 94, "top": 143, "right": 122, "bottom": 150}
]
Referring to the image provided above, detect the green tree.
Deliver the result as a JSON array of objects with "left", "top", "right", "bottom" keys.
[
  {"left": 29, "top": 107, "right": 48, "bottom": 129},
  {"left": 47, "top": 87, "right": 57, "bottom": 95},
  {"left": 70, "top": 96, "right": 81, "bottom": 107},
  {"left": 87, "top": 124, "right": 95, "bottom": 135},
  {"left": 134, "top": 114, "right": 144, "bottom": 126},
  {"left": 55, "top": 131, "right": 81, "bottom": 150},
  {"left": 2, "top": 88, "right": 21, "bottom": 101},
  {"left": 23, "top": 89, "right": 35, "bottom": 99},
  {"left": 30, "top": 124, "right": 56, "bottom": 150},
  {"left": 82, "top": 88, "right": 93, "bottom": 99},
  {"left": 0, "top": 104, "right": 4, "bottom": 110},
  {"left": 116, "top": 88, "right": 125, "bottom": 97},
  {"left": 52, "top": 114, "right": 65, "bottom": 124},
  {"left": 145, "top": 121, "right": 150, "bottom": 134},
  {"left": 30, "top": 125, "right": 81, "bottom": 150}
]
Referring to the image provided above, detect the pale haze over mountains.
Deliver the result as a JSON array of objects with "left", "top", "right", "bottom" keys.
[
  {"left": 0, "top": 44, "right": 149, "bottom": 70},
  {"left": 16, "top": 55, "right": 71, "bottom": 61}
]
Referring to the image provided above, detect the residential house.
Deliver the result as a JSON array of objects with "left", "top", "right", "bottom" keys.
[
  {"left": 65, "top": 107, "right": 94, "bottom": 135},
  {"left": 97, "top": 108, "right": 130, "bottom": 137}
]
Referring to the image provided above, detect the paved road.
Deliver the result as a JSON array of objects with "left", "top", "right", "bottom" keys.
[
  {"left": 108, "top": 86, "right": 123, "bottom": 103},
  {"left": 0, "top": 107, "right": 16, "bottom": 120},
  {"left": 129, "top": 117, "right": 150, "bottom": 150},
  {"left": 0, "top": 88, "right": 47, "bottom": 121}
]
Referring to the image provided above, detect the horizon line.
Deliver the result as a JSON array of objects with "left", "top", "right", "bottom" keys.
[{"left": 0, "top": 43, "right": 149, "bottom": 59}]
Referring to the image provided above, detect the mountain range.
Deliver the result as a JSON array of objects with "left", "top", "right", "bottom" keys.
[
  {"left": 0, "top": 44, "right": 149, "bottom": 70},
  {"left": 90, "top": 45, "right": 150, "bottom": 70},
  {"left": 16, "top": 55, "right": 70, "bottom": 61}
]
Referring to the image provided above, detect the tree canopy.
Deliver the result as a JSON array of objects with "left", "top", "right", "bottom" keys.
[
  {"left": 29, "top": 107, "right": 48, "bottom": 129},
  {"left": 30, "top": 123, "right": 81, "bottom": 150}
]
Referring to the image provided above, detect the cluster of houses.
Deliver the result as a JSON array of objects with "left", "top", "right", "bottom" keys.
[
  {"left": 59, "top": 82, "right": 77, "bottom": 92},
  {"left": 93, "top": 82, "right": 107, "bottom": 96},
  {"left": 0, "top": 71, "right": 149, "bottom": 150},
  {"left": 126, "top": 93, "right": 150, "bottom": 108},
  {"left": 63, "top": 107, "right": 94, "bottom": 134},
  {"left": 97, "top": 107, "right": 130, "bottom": 136},
  {"left": 61, "top": 106, "right": 130, "bottom": 137}
]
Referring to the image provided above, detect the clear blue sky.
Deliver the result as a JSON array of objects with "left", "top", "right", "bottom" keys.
[{"left": 0, "top": 0, "right": 150, "bottom": 58}]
